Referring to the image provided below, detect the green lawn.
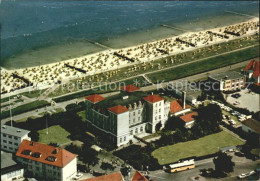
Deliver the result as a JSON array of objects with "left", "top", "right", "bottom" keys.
[
  {"left": 152, "top": 131, "right": 244, "bottom": 165},
  {"left": 20, "top": 89, "right": 47, "bottom": 98},
  {"left": 38, "top": 125, "right": 71, "bottom": 145},
  {"left": 1, "top": 100, "right": 50, "bottom": 119},
  {"left": 148, "top": 45, "right": 259, "bottom": 83},
  {"left": 77, "top": 110, "right": 86, "bottom": 122}
]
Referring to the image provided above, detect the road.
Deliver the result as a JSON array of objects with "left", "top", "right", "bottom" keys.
[
  {"left": 1, "top": 91, "right": 120, "bottom": 125},
  {"left": 148, "top": 153, "right": 258, "bottom": 181}
]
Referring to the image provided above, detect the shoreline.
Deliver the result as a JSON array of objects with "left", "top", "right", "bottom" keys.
[{"left": 1, "top": 17, "right": 259, "bottom": 95}]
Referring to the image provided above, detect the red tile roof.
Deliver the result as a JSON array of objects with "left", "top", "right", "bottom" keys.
[
  {"left": 108, "top": 105, "right": 128, "bottom": 114},
  {"left": 244, "top": 60, "right": 254, "bottom": 71},
  {"left": 16, "top": 140, "right": 77, "bottom": 168},
  {"left": 252, "top": 60, "right": 259, "bottom": 78},
  {"left": 132, "top": 171, "right": 149, "bottom": 181},
  {"left": 170, "top": 99, "right": 190, "bottom": 114},
  {"left": 80, "top": 172, "right": 123, "bottom": 181},
  {"left": 243, "top": 119, "right": 260, "bottom": 134},
  {"left": 244, "top": 60, "right": 260, "bottom": 78},
  {"left": 180, "top": 112, "right": 198, "bottom": 123},
  {"left": 86, "top": 94, "right": 105, "bottom": 103},
  {"left": 120, "top": 84, "right": 140, "bottom": 92},
  {"left": 143, "top": 94, "right": 164, "bottom": 103}
]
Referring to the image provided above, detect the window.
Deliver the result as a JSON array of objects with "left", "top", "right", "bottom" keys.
[
  {"left": 159, "top": 115, "right": 161, "bottom": 120},
  {"left": 9, "top": 147, "right": 12, "bottom": 150},
  {"left": 14, "top": 137, "right": 18, "bottom": 140},
  {"left": 3, "top": 134, "right": 6, "bottom": 137},
  {"left": 133, "top": 112, "right": 135, "bottom": 116},
  {"left": 133, "top": 118, "right": 135, "bottom": 123},
  {"left": 3, "top": 146, "right": 7, "bottom": 149},
  {"left": 130, "top": 130, "right": 133, "bottom": 135},
  {"left": 3, "top": 140, "right": 7, "bottom": 143},
  {"left": 159, "top": 108, "right": 161, "bottom": 113},
  {"left": 124, "top": 136, "right": 126, "bottom": 141},
  {"left": 138, "top": 117, "right": 140, "bottom": 121},
  {"left": 120, "top": 138, "right": 122, "bottom": 143},
  {"left": 140, "top": 127, "right": 143, "bottom": 132},
  {"left": 138, "top": 110, "right": 141, "bottom": 114},
  {"left": 135, "top": 128, "right": 138, "bottom": 134},
  {"left": 155, "top": 103, "right": 157, "bottom": 107},
  {"left": 9, "top": 141, "right": 12, "bottom": 144},
  {"left": 155, "top": 116, "right": 157, "bottom": 120},
  {"left": 14, "top": 143, "right": 18, "bottom": 146},
  {"left": 159, "top": 102, "right": 161, "bottom": 106},
  {"left": 8, "top": 135, "right": 12, "bottom": 138}
]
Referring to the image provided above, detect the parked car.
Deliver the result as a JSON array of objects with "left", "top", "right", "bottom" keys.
[
  {"left": 73, "top": 173, "right": 83, "bottom": 180},
  {"left": 237, "top": 173, "right": 247, "bottom": 179}
]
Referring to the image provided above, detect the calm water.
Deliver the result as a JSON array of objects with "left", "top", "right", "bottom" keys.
[{"left": 0, "top": 1, "right": 259, "bottom": 69}]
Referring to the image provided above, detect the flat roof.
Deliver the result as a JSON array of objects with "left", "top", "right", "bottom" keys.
[
  {"left": 1, "top": 151, "right": 17, "bottom": 169},
  {"left": 169, "top": 80, "right": 202, "bottom": 98},
  {"left": 1, "top": 125, "right": 30, "bottom": 137},
  {"left": 209, "top": 71, "right": 244, "bottom": 81}
]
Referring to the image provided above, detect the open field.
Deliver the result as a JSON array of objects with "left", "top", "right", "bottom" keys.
[
  {"left": 1, "top": 100, "right": 49, "bottom": 119},
  {"left": 38, "top": 125, "right": 71, "bottom": 145},
  {"left": 152, "top": 131, "right": 244, "bottom": 165},
  {"left": 147, "top": 45, "right": 259, "bottom": 83}
]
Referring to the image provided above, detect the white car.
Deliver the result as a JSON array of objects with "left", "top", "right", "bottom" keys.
[
  {"left": 237, "top": 173, "right": 247, "bottom": 179},
  {"left": 73, "top": 173, "right": 83, "bottom": 180}
]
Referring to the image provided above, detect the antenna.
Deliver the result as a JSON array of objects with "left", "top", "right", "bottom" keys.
[{"left": 9, "top": 96, "right": 13, "bottom": 127}]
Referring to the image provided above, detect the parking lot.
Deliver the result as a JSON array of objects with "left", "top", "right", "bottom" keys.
[{"left": 226, "top": 89, "right": 260, "bottom": 113}]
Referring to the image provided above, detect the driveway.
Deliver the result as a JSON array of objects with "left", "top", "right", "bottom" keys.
[{"left": 226, "top": 89, "right": 260, "bottom": 113}]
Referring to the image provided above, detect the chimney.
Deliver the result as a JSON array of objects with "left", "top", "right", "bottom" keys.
[{"left": 182, "top": 91, "right": 186, "bottom": 109}]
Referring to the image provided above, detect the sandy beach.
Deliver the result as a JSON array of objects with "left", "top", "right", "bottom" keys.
[{"left": 1, "top": 17, "right": 259, "bottom": 95}]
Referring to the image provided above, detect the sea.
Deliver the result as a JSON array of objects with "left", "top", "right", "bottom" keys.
[{"left": 0, "top": 0, "right": 259, "bottom": 69}]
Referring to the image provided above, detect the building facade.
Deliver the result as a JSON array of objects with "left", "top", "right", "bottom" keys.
[
  {"left": 16, "top": 140, "right": 77, "bottom": 181},
  {"left": 209, "top": 71, "right": 246, "bottom": 91},
  {"left": 85, "top": 93, "right": 170, "bottom": 147},
  {"left": 1, "top": 125, "right": 31, "bottom": 153},
  {"left": 1, "top": 151, "right": 24, "bottom": 181}
]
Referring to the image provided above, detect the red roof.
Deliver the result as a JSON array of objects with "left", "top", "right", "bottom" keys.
[
  {"left": 143, "top": 94, "right": 164, "bottom": 103},
  {"left": 132, "top": 171, "right": 148, "bottom": 181},
  {"left": 120, "top": 84, "right": 140, "bottom": 92},
  {"left": 16, "top": 140, "right": 77, "bottom": 168},
  {"left": 80, "top": 172, "right": 123, "bottom": 181},
  {"left": 170, "top": 99, "right": 190, "bottom": 114},
  {"left": 85, "top": 94, "right": 105, "bottom": 103},
  {"left": 108, "top": 105, "right": 128, "bottom": 114},
  {"left": 252, "top": 60, "right": 260, "bottom": 78},
  {"left": 244, "top": 60, "right": 254, "bottom": 71},
  {"left": 244, "top": 60, "right": 260, "bottom": 78},
  {"left": 180, "top": 112, "right": 198, "bottom": 123}
]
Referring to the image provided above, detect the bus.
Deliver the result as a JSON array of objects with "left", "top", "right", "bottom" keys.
[{"left": 164, "top": 159, "right": 195, "bottom": 173}]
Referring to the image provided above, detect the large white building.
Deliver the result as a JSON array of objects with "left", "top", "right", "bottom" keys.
[
  {"left": 16, "top": 140, "right": 77, "bottom": 181},
  {"left": 1, "top": 125, "right": 31, "bottom": 153},
  {"left": 85, "top": 86, "right": 171, "bottom": 147}
]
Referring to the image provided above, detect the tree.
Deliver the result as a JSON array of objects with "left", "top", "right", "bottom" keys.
[
  {"left": 164, "top": 116, "right": 184, "bottom": 130},
  {"left": 155, "top": 121, "right": 162, "bottom": 132},
  {"left": 28, "top": 130, "right": 39, "bottom": 141},
  {"left": 81, "top": 144, "right": 99, "bottom": 168},
  {"left": 100, "top": 162, "right": 115, "bottom": 174},
  {"left": 213, "top": 152, "right": 235, "bottom": 175}
]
